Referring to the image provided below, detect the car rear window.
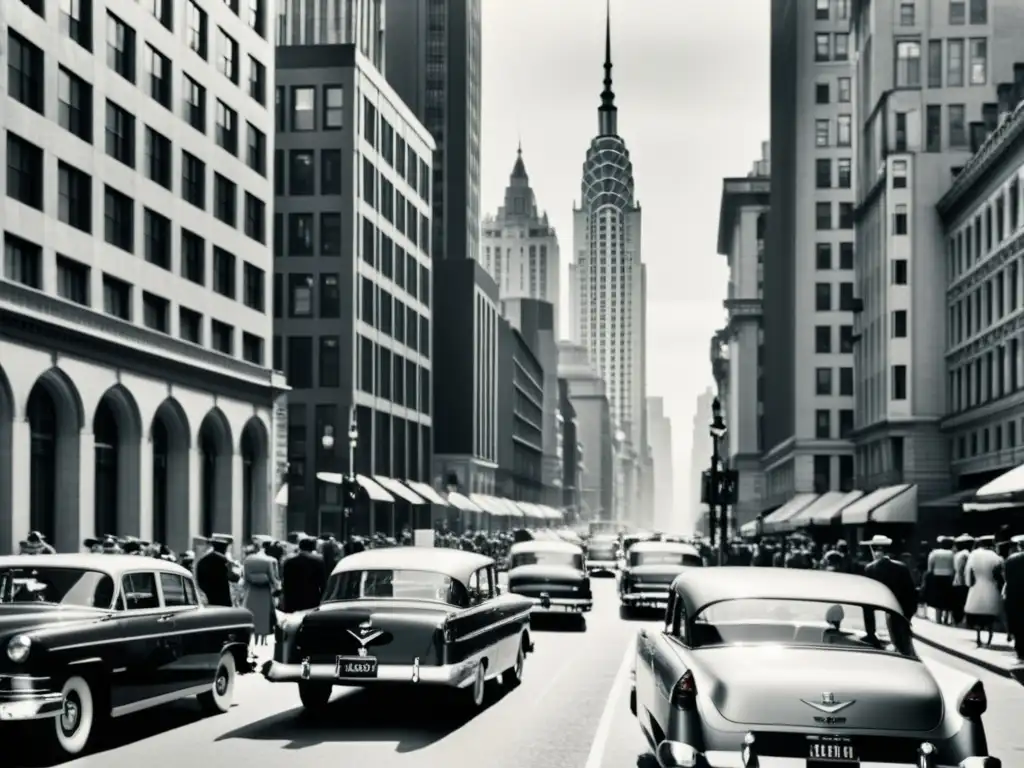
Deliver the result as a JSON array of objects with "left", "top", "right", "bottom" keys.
[
  {"left": 510, "top": 552, "right": 583, "bottom": 569},
  {"left": 630, "top": 551, "right": 702, "bottom": 567},
  {"left": 324, "top": 569, "right": 469, "bottom": 607}
]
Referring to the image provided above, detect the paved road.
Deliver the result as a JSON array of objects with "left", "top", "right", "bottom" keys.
[{"left": 61, "top": 578, "right": 1022, "bottom": 768}]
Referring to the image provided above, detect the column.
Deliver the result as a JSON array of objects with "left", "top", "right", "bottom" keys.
[
  {"left": 70, "top": 430, "right": 95, "bottom": 554},
  {"left": 187, "top": 447, "right": 202, "bottom": 550},
  {"left": 164, "top": 444, "right": 191, "bottom": 554},
  {"left": 118, "top": 437, "right": 143, "bottom": 538},
  {"left": 137, "top": 437, "right": 154, "bottom": 543},
  {"left": 3, "top": 419, "right": 32, "bottom": 554},
  {"left": 230, "top": 452, "right": 244, "bottom": 557}
]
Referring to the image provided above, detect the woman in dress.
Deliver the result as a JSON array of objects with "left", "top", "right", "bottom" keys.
[
  {"left": 964, "top": 534, "right": 1004, "bottom": 647},
  {"left": 925, "top": 536, "right": 956, "bottom": 624},
  {"left": 242, "top": 541, "right": 279, "bottom": 645}
]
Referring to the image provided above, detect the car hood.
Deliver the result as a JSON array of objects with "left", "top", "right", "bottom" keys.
[
  {"left": 690, "top": 646, "right": 943, "bottom": 731},
  {"left": 623, "top": 564, "right": 687, "bottom": 583},
  {"left": 507, "top": 564, "right": 585, "bottom": 584}
]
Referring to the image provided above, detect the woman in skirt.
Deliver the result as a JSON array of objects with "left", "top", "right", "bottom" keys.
[
  {"left": 925, "top": 536, "right": 956, "bottom": 624},
  {"left": 964, "top": 534, "right": 1004, "bottom": 647}
]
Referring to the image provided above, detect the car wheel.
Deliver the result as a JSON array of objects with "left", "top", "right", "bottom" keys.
[
  {"left": 52, "top": 675, "right": 99, "bottom": 758},
  {"left": 198, "top": 651, "right": 237, "bottom": 715},
  {"left": 466, "top": 662, "right": 486, "bottom": 709},
  {"left": 629, "top": 687, "right": 637, "bottom": 716},
  {"left": 298, "top": 681, "right": 333, "bottom": 711},
  {"left": 505, "top": 641, "right": 526, "bottom": 689}
]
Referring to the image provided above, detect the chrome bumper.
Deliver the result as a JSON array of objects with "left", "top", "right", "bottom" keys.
[
  {"left": 261, "top": 657, "right": 478, "bottom": 688},
  {"left": 525, "top": 596, "right": 592, "bottom": 613},
  {"left": 622, "top": 591, "right": 669, "bottom": 607},
  {"left": 0, "top": 692, "right": 64, "bottom": 721},
  {"left": 587, "top": 561, "right": 618, "bottom": 572}
]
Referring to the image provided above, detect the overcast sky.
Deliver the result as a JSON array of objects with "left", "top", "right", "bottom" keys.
[{"left": 480, "top": 0, "right": 770, "bottom": 522}]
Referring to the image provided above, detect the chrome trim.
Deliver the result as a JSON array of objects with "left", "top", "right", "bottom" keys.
[
  {"left": 0, "top": 692, "right": 63, "bottom": 721},
  {"left": 524, "top": 596, "right": 592, "bottom": 613},
  {"left": 109, "top": 684, "right": 211, "bottom": 717},
  {"left": 263, "top": 658, "right": 479, "bottom": 687},
  {"left": 454, "top": 608, "right": 531, "bottom": 642},
  {"left": 67, "top": 657, "right": 104, "bottom": 666},
  {"left": 49, "top": 622, "right": 254, "bottom": 651}
]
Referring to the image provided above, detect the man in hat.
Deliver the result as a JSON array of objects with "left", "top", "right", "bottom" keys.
[
  {"left": 195, "top": 535, "right": 239, "bottom": 607},
  {"left": 863, "top": 534, "right": 918, "bottom": 620},
  {"left": 820, "top": 540, "right": 849, "bottom": 572},
  {"left": 20, "top": 531, "right": 55, "bottom": 555},
  {"left": 1000, "top": 534, "right": 1024, "bottom": 660},
  {"left": 951, "top": 534, "right": 974, "bottom": 625},
  {"left": 281, "top": 537, "right": 326, "bottom": 613}
]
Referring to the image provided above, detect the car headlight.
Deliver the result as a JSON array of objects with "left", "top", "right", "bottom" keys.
[{"left": 7, "top": 635, "right": 31, "bottom": 663}]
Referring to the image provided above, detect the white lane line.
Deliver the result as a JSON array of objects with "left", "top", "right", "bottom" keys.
[{"left": 583, "top": 635, "right": 636, "bottom": 768}]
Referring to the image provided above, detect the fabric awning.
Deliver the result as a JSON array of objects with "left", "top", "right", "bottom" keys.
[
  {"left": 446, "top": 491, "right": 482, "bottom": 512},
  {"left": 871, "top": 484, "right": 918, "bottom": 523},
  {"left": 807, "top": 490, "right": 863, "bottom": 525},
  {"left": 538, "top": 505, "right": 561, "bottom": 520},
  {"left": 374, "top": 477, "right": 426, "bottom": 504},
  {"left": 739, "top": 519, "right": 758, "bottom": 537},
  {"left": 964, "top": 462, "right": 1024, "bottom": 511},
  {"left": 762, "top": 493, "right": 819, "bottom": 533},
  {"left": 787, "top": 491, "right": 846, "bottom": 528},
  {"left": 841, "top": 484, "right": 915, "bottom": 525},
  {"left": 517, "top": 502, "right": 544, "bottom": 519},
  {"left": 491, "top": 497, "right": 525, "bottom": 516},
  {"left": 274, "top": 484, "right": 288, "bottom": 506},
  {"left": 469, "top": 494, "right": 505, "bottom": 515},
  {"left": 919, "top": 487, "right": 978, "bottom": 508},
  {"left": 406, "top": 481, "right": 449, "bottom": 506},
  {"left": 315, "top": 472, "right": 396, "bottom": 502}
]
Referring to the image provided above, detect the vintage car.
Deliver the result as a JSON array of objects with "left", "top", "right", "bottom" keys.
[
  {"left": 0, "top": 554, "right": 255, "bottom": 758},
  {"left": 262, "top": 548, "right": 534, "bottom": 712},
  {"left": 586, "top": 534, "right": 621, "bottom": 576},
  {"left": 631, "top": 568, "right": 1002, "bottom": 768},
  {"left": 619, "top": 541, "right": 702, "bottom": 616},
  {"left": 506, "top": 540, "right": 592, "bottom": 625}
]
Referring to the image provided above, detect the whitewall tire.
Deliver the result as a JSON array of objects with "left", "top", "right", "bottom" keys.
[
  {"left": 198, "top": 652, "right": 236, "bottom": 715},
  {"left": 53, "top": 675, "right": 96, "bottom": 757}
]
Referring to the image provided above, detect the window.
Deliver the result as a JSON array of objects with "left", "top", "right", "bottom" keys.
[
  {"left": 211, "top": 320, "right": 233, "bottom": 355},
  {"left": 103, "top": 186, "right": 133, "bottom": 252},
  {"left": 839, "top": 325, "right": 854, "bottom": 353},
  {"left": 839, "top": 410, "right": 854, "bottom": 438},
  {"left": 319, "top": 337, "right": 340, "bottom": 387},
  {"left": 950, "top": 0, "right": 966, "bottom": 23},
  {"left": 837, "top": 77, "right": 851, "bottom": 103},
  {"left": 143, "top": 292, "right": 169, "bottom": 333},
  {"left": 289, "top": 150, "right": 315, "bottom": 195},
  {"left": 289, "top": 214, "right": 314, "bottom": 256},
  {"left": 292, "top": 87, "right": 315, "bottom": 131},
  {"left": 837, "top": 158, "right": 852, "bottom": 188},
  {"left": 275, "top": 87, "right": 286, "bottom": 130},
  {"left": 248, "top": 0, "right": 266, "bottom": 36},
  {"left": 815, "top": 0, "right": 829, "bottom": 19},
  {"left": 287, "top": 337, "right": 312, "bottom": 387},
  {"left": 892, "top": 259, "right": 908, "bottom": 284},
  {"left": 324, "top": 86, "right": 343, "bottom": 129},
  {"left": 839, "top": 242, "right": 854, "bottom": 270},
  {"left": 145, "top": 0, "right": 173, "bottom": 29},
  {"left": 969, "top": 0, "right": 987, "bottom": 24},
  {"left": 182, "top": 151, "right": 206, "bottom": 208},
  {"left": 105, "top": 101, "right": 135, "bottom": 167},
  {"left": 120, "top": 572, "right": 160, "bottom": 611},
  {"left": 143, "top": 208, "right": 171, "bottom": 269},
  {"left": 815, "top": 83, "right": 829, "bottom": 104},
  {"left": 816, "top": 202, "right": 832, "bottom": 230},
  {"left": 181, "top": 229, "right": 205, "bottom": 284},
  {"left": 816, "top": 367, "right": 833, "bottom": 395},
  {"left": 243, "top": 262, "right": 264, "bottom": 311},
  {"left": 320, "top": 274, "right": 341, "bottom": 317},
  {"left": 248, "top": 56, "right": 266, "bottom": 104},
  {"left": 899, "top": 2, "right": 915, "bottom": 25},
  {"left": 145, "top": 45, "right": 171, "bottom": 108},
  {"left": 244, "top": 193, "right": 265, "bottom": 243},
  {"left": 947, "top": 40, "right": 965, "bottom": 87},
  {"left": 834, "top": 34, "right": 849, "bottom": 61},
  {"left": 815, "top": 119, "right": 830, "bottom": 147},
  {"left": 186, "top": 0, "right": 208, "bottom": 58},
  {"left": 216, "top": 100, "right": 238, "bottom": 155},
  {"left": 815, "top": 33, "right": 830, "bottom": 61},
  {"left": 58, "top": 67, "right": 92, "bottom": 143},
  {"left": 948, "top": 104, "right": 967, "bottom": 147},
  {"left": 57, "top": 255, "right": 90, "bottom": 306},
  {"left": 4, "top": 234, "right": 42, "bottom": 289},
  {"left": 894, "top": 204, "right": 908, "bottom": 235},
  {"left": 242, "top": 333, "right": 263, "bottom": 365},
  {"left": 813, "top": 456, "right": 831, "bottom": 493},
  {"left": 182, "top": 75, "right": 206, "bottom": 132},
  {"left": 217, "top": 28, "right": 238, "bottom": 83},
  {"left": 160, "top": 573, "right": 197, "bottom": 607},
  {"left": 274, "top": 151, "right": 285, "bottom": 195},
  {"left": 892, "top": 365, "right": 908, "bottom": 400},
  {"left": 6, "top": 134, "right": 43, "bottom": 210},
  {"left": 816, "top": 243, "right": 832, "bottom": 270},
  {"left": 839, "top": 282, "right": 855, "bottom": 310},
  {"left": 60, "top": 0, "right": 92, "bottom": 50},
  {"left": 969, "top": 39, "right": 987, "bottom": 85},
  {"left": 815, "top": 410, "right": 831, "bottom": 439},
  {"left": 321, "top": 213, "right": 341, "bottom": 255},
  {"left": 839, "top": 367, "right": 854, "bottom": 396},
  {"left": 103, "top": 275, "right": 131, "bottom": 320},
  {"left": 927, "top": 40, "right": 943, "bottom": 87},
  {"left": 180, "top": 307, "right": 202, "bottom": 343},
  {"left": 213, "top": 247, "right": 235, "bottom": 298},
  {"left": 145, "top": 127, "right": 172, "bottom": 189},
  {"left": 214, "top": 174, "right": 237, "bottom": 227},
  {"left": 838, "top": 203, "right": 854, "bottom": 229},
  {"left": 892, "top": 309, "right": 908, "bottom": 337},
  {"left": 815, "top": 159, "right": 831, "bottom": 189},
  {"left": 364, "top": 98, "right": 377, "bottom": 144},
  {"left": 926, "top": 105, "right": 941, "bottom": 151},
  {"left": 322, "top": 150, "right": 342, "bottom": 195},
  {"left": 815, "top": 283, "right": 832, "bottom": 311},
  {"left": 815, "top": 325, "right": 832, "bottom": 353},
  {"left": 289, "top": 275, "right": 313, "bottom": 317},
  {"left": 363, "top": 157, "right": 376, "bottom": 205},
  {"left": 106, "top": 13, "right": 135, "bottom": 82},
  {"left": 892, "top": 159, "right": 908, "bottom": 188},
  {"left": 895, "top": 41, "right": 921, "bottom": 87},
  {"left": 247, "top": 123, "right": 266, "bottom": 175}
]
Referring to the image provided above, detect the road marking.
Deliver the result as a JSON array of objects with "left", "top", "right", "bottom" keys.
[{"left": 583, "top": 634, "right": 636, "bottom": 768}]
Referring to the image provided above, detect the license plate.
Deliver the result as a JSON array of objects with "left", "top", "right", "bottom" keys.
[
  {"left": 807, "top": 735, "right": 858, "bottom": 765},
  {"left": 335, "top": 656, "right": 378, "bottom": 678}
]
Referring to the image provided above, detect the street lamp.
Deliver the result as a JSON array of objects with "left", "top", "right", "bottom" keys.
[
  {"left": 321, "top": 406, "right": 359, "bottom": 542},
  {"left": 707, "top": 397, "right": 730, "bottom": 565}
]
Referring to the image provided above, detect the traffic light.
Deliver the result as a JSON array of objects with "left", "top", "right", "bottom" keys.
[{"left": 341, "top": 477, "right": 359, "bottom": 510}]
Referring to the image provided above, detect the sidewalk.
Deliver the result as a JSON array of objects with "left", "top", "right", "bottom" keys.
[{"left": 912, "top": 616, "right": 1021, "bottom": 678}]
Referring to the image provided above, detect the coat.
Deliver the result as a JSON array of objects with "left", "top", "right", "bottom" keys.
[
  {"left": 1004, "top": 551, "right": 1024, "bottom": 621},
  {"left": 242, "top": 552, "right": 279, "bottom": 636},
  {"left": 195, "top": 550, "right": 237, "bottom": 607},
  {"left": 863, "top": 556, "right": 918, "bottom": 619},
  {"left": 964, "top": 548, "right": 1003, "bottom": 617},
  {"left": 281, "top": 551, "right": 327, "bottom": 613}
]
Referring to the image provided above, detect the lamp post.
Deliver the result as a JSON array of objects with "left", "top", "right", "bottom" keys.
[
  {"left": 321, "top": 406, "right": 358, "bottom": 543},
  {"left": 708, "top": 397, "right": 728, "bottom": 565}
]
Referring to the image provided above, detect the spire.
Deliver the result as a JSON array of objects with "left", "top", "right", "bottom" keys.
[
  {"left": 511, "top": 142, "right": 527, "bottom": 179},
  {"left": 598, "top": 0, "right": 617, "bottom": 136}
]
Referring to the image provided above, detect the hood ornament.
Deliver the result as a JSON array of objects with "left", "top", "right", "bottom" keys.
[
  {"left": 801, "top": 692, "right": 855, "bottom": 714},
  {"left": 358, "top": 617, "right": 373, "bottom": 635}
]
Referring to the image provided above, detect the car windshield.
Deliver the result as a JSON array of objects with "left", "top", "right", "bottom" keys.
[
  {"left": 630, "top": 551, "right": 702, "bottom": 567},
  {"left": 0, "top": 567, "right": 115, "bottom": 608},
  {"left": 690, "top": 598, "right": 914, "bottom": 657},
  {"left": 510, "top": 551, "right": 583, "bottom": 569},
  {"left": 324, "top": 569, "right": 469, "bottom": 607},
  {"left": 588, "top": 539, "right": 618, "bottom": 554}
]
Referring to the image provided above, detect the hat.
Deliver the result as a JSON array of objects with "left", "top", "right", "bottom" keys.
[
  {"left": 954, "top": 533, "right": 975, "bottom": 543},
  {"left": 27, "top": 531, "right": 44, "bottom": 543},
  {"left": 209, "top": 533, "right": 233, "bottom": 544},
  {"left": 977, "top": 534, "right": 995, "bottom": 544},
  {"left": 1010, "top": 534, "right": 1024, "bottom": 544},
  {"left": 101, "top": 536, "right": 119, "bottom": 550},
  {"left": 836, "top": 539, "right": 847, "bottom": 547},
  {"left": 867, "top": 534, "right": 893, "bottom": 548},
  {"left": 937, "top": 535, "right": 954, "bottom": 545}
]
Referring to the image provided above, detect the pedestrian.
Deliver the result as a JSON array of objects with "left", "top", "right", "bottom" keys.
[
  {"left": 1003, "top": 535, "right": 1024, "bottom": 660},
  {"left": 319, "top": 533, "right": 342, "bottom": 574},
  {"left": 242, "top": 541, "right": 279, "bottom": 645},
  {"left": 964, "top": 534, "right": 1004, "bottom": 648},
  {"left": 951, "top": 533, "right": 974, "bottom": 625},
  {"left": 195, "top": 534, "right": 238, "bottom": 607},
  {"left": 20, "top": 531, "right": 56, "bottom": 555},
  {"left": 862, "top": 534, "right": 918, "bottom": 620},
  {"left": 281, "top": 536, "right": 327, "bottom": 613},
  {"left": 925, "top": 536, "right": 956, "bottom": 624}
]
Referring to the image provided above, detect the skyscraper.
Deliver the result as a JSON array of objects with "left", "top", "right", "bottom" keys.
[
  {"left": 568, "top": 4, "right": 647, "bottom": 522},
  {"left": 481, "top": 146, "right": 561, "bottom": 327},
  {"left": 275, "top": 0, "right": 385, "bottom": 69},
  {"left": 647, "top": 397, "right": 675, "bottom": 531},
  {"left": 689, "top": 388, "right": 717, "bottom": 536}
]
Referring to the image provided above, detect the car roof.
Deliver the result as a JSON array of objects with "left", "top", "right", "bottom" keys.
[
  {"left": 0, "top": 554, "right": 193, "bottom": 579},
  {"left": 589, "top": 534, "right": 619, "bottom": 543},
  {"left": 631, "top": 541, "right": 700, "bottom": 555},
  {"left": 332, "top": 547, "right": 493, "bottom": 582},
  {"left": 673, "top": 567, "right": 902, "bottom": 614},
  {"left": 509, "top": 540, "right": 583, "bottom": 554}
]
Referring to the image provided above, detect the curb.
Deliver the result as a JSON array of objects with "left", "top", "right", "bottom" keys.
[{"left": 913, "top": 631, "right": 1013, "bottom": 678}]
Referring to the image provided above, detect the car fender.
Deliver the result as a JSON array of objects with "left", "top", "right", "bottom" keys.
[{"left": 919, "top": 653, "right": 978, "bottom": 724}]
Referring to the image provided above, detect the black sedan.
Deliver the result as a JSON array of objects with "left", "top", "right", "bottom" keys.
[
  {"left": 0, "top": 554, "right": 256, "bottom": 759},
  {"left": 585, "top": 534, "right": 621, "bottom": 576},
  {"left": 507, "top": 540, "right": 592, "bottom": 628},
  {"left": 619, "top": 541, "right": 702, "bottom": 617}
]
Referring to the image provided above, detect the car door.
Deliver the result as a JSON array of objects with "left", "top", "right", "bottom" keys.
[
  {"left": 634, "top": 592, "right": 671, "bottom": 715},
  {"left": 649, "top": 597, "right": 690, "bottom": 735},
  {"left": 108, "top": 571, "right": 172, "bottom": 712},
  {"left": 456, "top": 567, "right": 499, "bottom": 662},
  {"left": 157, "top": 572, "right": 218, "bottom": 693}
]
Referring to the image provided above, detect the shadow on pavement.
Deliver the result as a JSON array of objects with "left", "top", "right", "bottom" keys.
[
  {"left": 216, "top": 686, "right": 502, "bottom": 753},
  {"left": 529, "top": 614, "right": 587, "bottom": 632}
]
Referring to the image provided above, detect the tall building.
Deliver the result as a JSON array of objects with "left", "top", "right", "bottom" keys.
[
  {"left": 274, "top": 45, "right": 436, "bottom": 535},
  {"left": 496, "top": 315, "right": 545, "bottom": 502},
  {"left": 481, "top": 146, "right": 561, "bottom": 327},
  {"left": 0, "top": 0, "right": 283, "bottom": 554},
  {"left": 647, "top": 397, "right": 675, "bottom": 531},
  {"left": 559, "top": 379, "right": 584, "bottom": 518},
  {"left": 762, "top": 0, "right": 857, "bottom": 510},
  {"left": 568, "top": 5, "right": 648, "bottom": 521},
  {"left": 850, "top": 0, "right": 1022, "bottom": 498},
  {"left": 385, "top": 0, "right": 482, "bottom": 263},
  {"left": 715, "top": 144, "right": 770, "bottom": 530},
  {"left": 275, "top": 0, "right": 385, "bottom": 70},
  {"left": 689, "top": 388, "right": 716, "bottom": 536}
]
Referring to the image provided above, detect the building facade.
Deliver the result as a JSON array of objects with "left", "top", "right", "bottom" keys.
[
  {"left": 762, "top": 0, "right": 856, "bottom": 508},
  {"left": 690, "top": 387, "right": 716, "bottom": 536},
  {"left": 481, "top": 147, "right": 561, "bottom": 327},
  {"left": 558, "top": 341, "right": 613, "bottom": 520},
  {"left": 433, "top": 259, "right": 499, "bottom": 494},
  {"left": 275, "top": 0, "right": 385, "bottom": 70},
  {"left": 559, "top": 378, "right": 584, "bottom": 519},
  {"left": 568, "top": 8, "right": 648, "bottom": 522},
  {"left": 849, "top": 0, "right": 1023, "bottom": 498},
  {"left": 274, "top": 45, "right": 435, "bottom": 534},
  {"left": 385, "top": 0, "right": 482, "bottom": 262},
  {"left": 647, "top": 396, "right": 675, "bottom": 531},
  {"left": 0, "top": 0, "right": 282, "bottom": 554},
  {"left": 497, "top": 318, "right": 545, "bottom": 502},
  {"left": 716, "top": 146, "right": 770, "bottom": 529}
]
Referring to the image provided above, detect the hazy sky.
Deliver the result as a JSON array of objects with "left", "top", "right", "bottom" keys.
[{"left": 480, "top": 0, "right": 770, "bottom": 517}]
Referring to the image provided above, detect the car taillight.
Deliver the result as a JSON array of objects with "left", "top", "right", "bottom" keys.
[
  {"left": 959, "top": 681, "right": 987, "bottom": 718},
  {"left": 670, "top": 670, "right": 697, "bottom": 709}
]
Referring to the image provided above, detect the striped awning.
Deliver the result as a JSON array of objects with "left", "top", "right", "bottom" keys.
[
  {"left": 919, "top": 488, "right": 978, "bottom": 508},
  {"left": 964, "top": 462, "right": 1024, "bottom": 511},
  {"left": 374, "top": 477, "right": 426, "bottom": 504},
  {"left": 807, "top": 490, "right": 863, "bottom": 525},
  {"left": 491, "top": 497, "right": 525, "bottom": 516},
  {"left": 315, "top": 472, "right": 396, "bottom": 502},
  {"left": 842, "top": 484, "right": 916, "bottom": 525},
  {"left": 406, "top": 481, "right": 449, "bottom": 506},
  {"left": 787, "top": 491, "right": 846, "bottom": 528},
  {"left": 446, "top": 491, "right": 482, "bottom": 512},
  {"left": 469, "top": 494, "right": 506, "bottom": 515},
  {"left": 762, "top": 494, "right": 819, "bottom": 533}
]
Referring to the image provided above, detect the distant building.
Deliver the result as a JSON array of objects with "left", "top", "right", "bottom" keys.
[
  {"left": 497, "top": 319, "right": 545, "bottom": 501},
  {"left": 647, "top": 397, "right": 675, "bottom": 531},
  {"left": 559, "top": 379, "right": 584, "bottom": 519},
  {"left": 690, "top": 388, "right": 716, "bottom": 536},
  {"left": 275, "top": 0, "right": 385, "bottom": 70}
]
